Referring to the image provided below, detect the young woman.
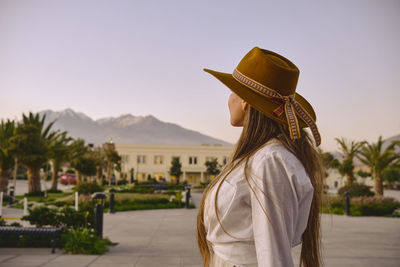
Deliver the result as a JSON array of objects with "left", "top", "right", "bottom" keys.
[{"left": 197, "top": 47, "right": 324, "bottom": 267}]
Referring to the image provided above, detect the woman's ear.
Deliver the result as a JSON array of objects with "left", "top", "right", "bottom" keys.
[{"left": 241, "top": 100, "right": 248, "bottom": 112}]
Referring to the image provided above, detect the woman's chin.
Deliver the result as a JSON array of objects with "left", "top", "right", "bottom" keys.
[{"left": 230, "top": 120, "right": 243, "bottom": 127}]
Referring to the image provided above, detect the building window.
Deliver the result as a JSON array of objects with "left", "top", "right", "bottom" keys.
[
  {"left": 189, "top": 156, "right": 198, "bottom": 165},
  {"left": 137, "top": 172, "right": 146, "bottom": 181},
  {"left": 137, "top": 155, "right": 146, "bottom": 164},
  {"left": 121, "top": 154, "right": 129, "bottom": 163},
  {"left": 154, "top": 173, "right": 165, "bottom": 181},
  {"left": 223, "top": 156, "right": 229, "bottom": 165},
  {"left": 154, "top": 155, "right": 164, "bottom": 164}
]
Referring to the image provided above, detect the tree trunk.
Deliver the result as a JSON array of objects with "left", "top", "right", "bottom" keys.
[
  {"left": 96, "top": 165, "right": 103, "bottom": 184},
  {"left": 27, "top": 167, "right": 41, "bottom": 193},
  {"left": 346, "top": 173, "right": 353, "bottom": 186},
  {"left": 375, "top": 175, "right": 384, "bottom": 196},
  {"left": 76, "top": 172, "right": 82, "bottom": 183},
  {"left": 107, "top": 162, "right": 112, "bottom": 186},
  {"left": 12, "top": 157, "right": 18, "bottom": 193},
  {"left": 50, "top": 161, "right": 60, "bottom": 191},
  {"left": 0, "top": 168, "right": 9, "bottom": 195}
]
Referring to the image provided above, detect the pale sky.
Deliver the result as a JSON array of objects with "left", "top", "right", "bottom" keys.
[{"left": 0, "top": 0, "right": 399, "bottom": 152}]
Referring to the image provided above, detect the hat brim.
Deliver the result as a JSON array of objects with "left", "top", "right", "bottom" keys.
[{"left": 203, "top": 68, "right": 316, "bottom": 128}]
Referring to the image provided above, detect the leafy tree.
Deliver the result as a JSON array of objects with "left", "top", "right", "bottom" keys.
[
  {"left": 320, "top": 151, "right": 340, "bottom": 178},
  {"left": 48, "top": 131, "right": 72, "bottom": 190},
  {"left": 382, "top": 164, "right": 400, "bottom": 189},
  {"left": 205, "top": 158, "right": 222, "bottom": 179},
  {"left": 338, "top": 159, "right": 354, "bottom": 178},
  {"left": 358, "top": 136, "right": 400, "bottom": 196},
  {"left": 335, "top": 137, "right": 365, "bottom": 186},
  {"left": 169, "top": 157, "right": 182, "bottom": 184},
  {"left": 10, "top": 113, "right": 57, "bottom": 192},
  {"left": 129, "top": 167, "right": 135, "bottom": 183},
  {"left": 72, "top": 151, "right": 97, "bottom": 181},
  {"left": 92, "top": 146, "right": 106, "bottom": 184},
  {"left": 104, "top": 145, "right": 121, "bottom": 186},
  {"left": 69, "top": 139, "right": 89, "bottom": 182},
  {"left": 337, "top": 183, "right": 374, "bottom": 197},
  {"left": 0, "top": 119, "right": 15, "bottom": 194},
  {"left": 356, "top": 170, "right": 370, "bottom": 178}
]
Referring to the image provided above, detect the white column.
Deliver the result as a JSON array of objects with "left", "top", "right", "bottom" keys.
[
  {"left": 200, "top": 172, "right": 204, "bottom": 183},
  {"left": 23, "top": 197, "right": 28, "bottom": 216},
  {"left": 183, "top": 171, "right": 187, "bottom": 182},
  {"left": 75, "top": 192, "right": 79, "bottom": 211},
  {"left": 0, "top": 192, "right": 3, "bottom": 217}
]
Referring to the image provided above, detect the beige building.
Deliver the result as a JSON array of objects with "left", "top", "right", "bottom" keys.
[
  {"left": 115, "top": 144, "right": 234, "bottom": 185},
  {"left": 325, "top": 167, "right": 374, "bottom": 190}
]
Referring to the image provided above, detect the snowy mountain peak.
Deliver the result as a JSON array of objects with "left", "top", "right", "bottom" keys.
[
  {"left": 115, "top": 114, "right": 143, "bottom": 127},
  {"left": 36, "top": 108, "right": 232, "bottom": 146}
]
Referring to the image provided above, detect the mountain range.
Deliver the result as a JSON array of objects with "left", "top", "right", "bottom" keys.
[{"left": 38, "top": 109, "right": 233, "bottom": 146}]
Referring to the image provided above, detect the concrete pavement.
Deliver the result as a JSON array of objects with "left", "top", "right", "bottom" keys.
[{"left": 1, "top": 193, "right": 400, "bottom": 266}]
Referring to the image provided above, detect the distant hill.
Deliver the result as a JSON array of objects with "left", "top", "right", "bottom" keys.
[{"left": 37, "top": 109, "right": 233, "bottom": 146}]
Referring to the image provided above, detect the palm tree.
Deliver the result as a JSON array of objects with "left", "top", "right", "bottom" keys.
[
  {"left": 48, "top": 131, "right": 72, "bottom": 190},
  {"left": 335, "top": 137, "right": 365, "bottom": 186},
  {"left": 104, "top": 145, "right": 121, "bottom": 185},
  {"left": 0, "top": 120, "right": 16, "bottom": 195},
  {"left": 358, "top": 136, "right": 400, "bottom": 196},
  {"left": 69, "top": 139, "right": 89, "bottom": 182},
  {"left": 10, "top": 113, "right": 57, "bottom": 192},
  {"left": 92, "top": 146, "right": 106, "bottom": 184}
]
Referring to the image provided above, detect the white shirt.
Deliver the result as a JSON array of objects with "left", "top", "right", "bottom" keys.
[{"left": 204, "top": 138, "right": 314, "bottom": 267}]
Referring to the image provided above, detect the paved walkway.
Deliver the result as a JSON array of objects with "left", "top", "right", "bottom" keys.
[{"left": 1, "top": 193, "right": 400, "bottom": 266}]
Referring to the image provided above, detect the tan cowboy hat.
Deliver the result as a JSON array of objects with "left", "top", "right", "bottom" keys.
[{"left": 204, "top": 47, "right": 321, "bottom": 146}]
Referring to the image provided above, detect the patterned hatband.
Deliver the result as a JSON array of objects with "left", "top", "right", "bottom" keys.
[{"left": 232, "top": 68, "right": 321, "bottom": 146}]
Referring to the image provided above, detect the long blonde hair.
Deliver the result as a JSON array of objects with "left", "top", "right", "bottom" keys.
[{"left": 197, "top": 106, "right": 323, "bottom": 267}]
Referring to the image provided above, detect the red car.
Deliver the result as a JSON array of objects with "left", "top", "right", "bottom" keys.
[{"left": 59, "top": 174, "right": 77, "bottom": 185}]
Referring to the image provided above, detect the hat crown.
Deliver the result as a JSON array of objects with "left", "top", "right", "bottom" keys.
[{"left": 236, "top": 47, "right": 299, "bottom": 96}]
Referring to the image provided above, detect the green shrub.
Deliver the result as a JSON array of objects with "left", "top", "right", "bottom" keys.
[
  {"left": 350, "top": 196, "right": 400, "bottom": 216},
  {"left": 62, "top": 228, "right": 112, "bottom": 254},
  {"left": 24, "top": 191, "right": 45, "bottom": 197},
  {"left": 22, "top": 206, "right": 60, "bottom": 227},
  {"left": 118, "top": 184, "right": 154, "bottom": 194},
  {"left": 58, "top": 205, "right": 95, "bottom": 229},
  {"left": 392, "top": 208, "right": 400, "bottom": 217},
  {"left": 322, "top": 195, "right": 400, "bottom": 216},
  {"left": 47, "top": 189, "right": 62, "bottom": 194},
  {"left": 74, "top": 182, "right": 104, "bottom": 195},
  {"left": 0, "top": 231, "right": 63, "bottom": 248},
  {"left": 9, "top": 222, "right": 22, "bottom": 227},
  {"left": 133, "top": 198, "right": 170, "bottom": 205},
  {"left": 22, "top": 202, "right": 96, "bottom": 229},
  {"left": 331, "top": 207, "right": 345, "bottom": 215},
  {"left": 117, "top": 179, "right": 128, "bottom": 185},
  {"left": 111, "top": 200, "right": 193, "bottom": 212},
  {"left": 338, "top": 183, "right": 374, "bottom": 197},
  {"left": 166, "top": 183, "right": 185, "bottom": 190}
]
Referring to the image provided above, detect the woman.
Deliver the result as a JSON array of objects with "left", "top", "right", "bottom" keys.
[{"left": 197, "top": 47, "right": 324, "bottom": 267}]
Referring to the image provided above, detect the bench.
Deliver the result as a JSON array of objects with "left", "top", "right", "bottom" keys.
[{"left": 0, "top": 226, "right": 63, "bottom": 253}]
